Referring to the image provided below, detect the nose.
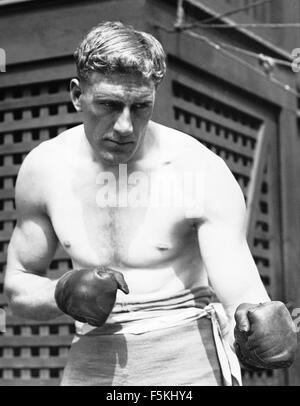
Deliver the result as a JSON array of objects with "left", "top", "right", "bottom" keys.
[{"left": 113, "top": 106, "right": 133, "bottom": 136}]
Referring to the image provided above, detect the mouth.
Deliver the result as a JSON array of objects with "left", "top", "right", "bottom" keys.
[{"left": 105, "top": 139, "right": 134, "bottom": 146}]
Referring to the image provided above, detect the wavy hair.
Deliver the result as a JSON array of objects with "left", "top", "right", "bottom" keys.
[{"left": 74, "top": 21, "right": 167, "bottom": 86}]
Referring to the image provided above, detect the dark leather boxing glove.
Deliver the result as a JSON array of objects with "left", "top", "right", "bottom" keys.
[
  {"left": 234, "top": 301, "right": 297, "bottom": 370},
  {"left": 54, "top": 266, "right": 129, "bottom": 327}
]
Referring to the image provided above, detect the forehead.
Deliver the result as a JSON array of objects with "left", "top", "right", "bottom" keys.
[{"left": 84, "top": 72, "right": 155, "bottom": 99}]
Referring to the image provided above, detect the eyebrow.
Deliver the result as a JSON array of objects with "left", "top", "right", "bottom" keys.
[
  {"left": 93, "top": 94, "right": 154, "bottom": 103},
  {"left": 93, "top": 90, "right": 154, "bottom": 99}
]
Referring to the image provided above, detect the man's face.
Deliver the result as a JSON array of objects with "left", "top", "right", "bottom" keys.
[{"left": 72, "top": 72, "right": 156, "bottom": 165}]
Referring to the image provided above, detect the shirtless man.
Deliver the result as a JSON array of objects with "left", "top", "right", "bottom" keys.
[{"left": 4, "top": 21, "right": 297, "bottom": 386}]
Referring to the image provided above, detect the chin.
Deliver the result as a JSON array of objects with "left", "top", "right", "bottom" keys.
[{"left": 100, "top": 151, "right": 133, "bottom": 166}]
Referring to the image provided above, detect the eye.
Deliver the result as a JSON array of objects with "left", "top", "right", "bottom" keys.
[
  {"left": 132, "top": 103, "right": 151, "bottom": 111},
  {"left": 107, "top": 101, "right": 123, "bottom": 110},
  {"left": 96, "top": 100, "right": 123, "bottom": 111}
]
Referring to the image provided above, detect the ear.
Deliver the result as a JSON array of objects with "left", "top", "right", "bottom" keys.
[{"left": 70, "top": 78, "right": 83, "bottom": 112}]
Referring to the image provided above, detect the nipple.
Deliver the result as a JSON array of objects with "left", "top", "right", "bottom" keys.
[
  {"left": 156, "top": 243, "right": 171, "bottom": 251},
  {"left": 63, "top": 241, "right": 71, "bottom": 249}
]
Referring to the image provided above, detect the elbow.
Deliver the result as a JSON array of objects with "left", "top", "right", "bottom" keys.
[
  {"left": 4, "top": 276, "right": 31, "bottom": 319},
  {"left": 3, "top": 279, "right": 15, "bottom": 307},
  {"left": 4, "top": 278, "right": 60, "bottom": 321},
  {"left": 4, "top": 284, "right": 27, "bottom": 319}
]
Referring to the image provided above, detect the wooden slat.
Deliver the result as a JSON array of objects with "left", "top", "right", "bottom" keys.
[
  {"left": 0, "top": 141, "right": 42, "bottom": 156},
  {"left": 246, "top": 123, "right": 269, "bottom": 239},
  {"left": 0, "top": 188, "right": 15, "bottom": 200},
  {"left": 5, "top": 314, "right": 73, "bottom": 325},
  {"left": 252, "top": 246, "right": 270, "bottom": 260},
  {"left": 0, "top": 113, "right": 82, "bottom": 134},
  {"left": 0, "top": 252, "right": 9, "bottom": 264},
  {"left": 255, "top": 211, "right": 269, "bottom": 224},
  {"left": 0, "top": 378, "right": 60, "bottom": 386},
  {"left": 0, "top": 297, "right": 8, "bottom": 307},
  {"left": 242, "top": 370, "right": 283, "bottom": 386},
  {"left": 0, "top": 210, "right": 16, "bottom": 222},
  {"left": 0, "top": 165, "right": 20, "bottom": 178},
  {"left": 173, "top": 98, "right": 259, "bottom": 140},
  {"left": 253, "top": 228, "right": 271, "bottom": 241},
  {"left": 0, "top": 335, "right": 73, "bottom": 347},
  {"left": 0, "top": 91, "right": 70, "bottom": 112},
  {"left": 0, "top": 357, "right": 68, "bottom": 368},
  {"left": 255, "top": 263, "right": 272, "bottom": 276},
  {"left": 0, "top": 61, "right": 74, "bottom": 89},
  {"left": 0, "top": 230, "right": 13, "bottom": 242},
  {"left": 221, "top": 157, "right": 251, "bottom": 179}
]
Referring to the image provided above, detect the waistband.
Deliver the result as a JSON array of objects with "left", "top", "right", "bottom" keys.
[
  {"left": 75, "top": 286, "right": 214, "bottom": 336},
  {"left": 112, "top": 285, "right": 214, "bottom": 313}
]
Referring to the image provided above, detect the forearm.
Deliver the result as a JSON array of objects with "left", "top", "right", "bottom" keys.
[{"left": 5, "top": 271, "right": 64, "bottom": 321}]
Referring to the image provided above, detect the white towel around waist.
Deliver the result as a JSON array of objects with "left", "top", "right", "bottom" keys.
[{"left": 74, "top": 302, "right": 242, "bottom": 386}]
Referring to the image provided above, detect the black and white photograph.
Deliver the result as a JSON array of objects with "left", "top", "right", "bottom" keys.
[{"left": 0, "top": 0, "right": 299, "bottom": 388}]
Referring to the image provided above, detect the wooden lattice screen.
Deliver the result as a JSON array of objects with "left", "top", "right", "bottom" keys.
[{"left": 0, "top": 78, "right": 81, "bottom": 385}]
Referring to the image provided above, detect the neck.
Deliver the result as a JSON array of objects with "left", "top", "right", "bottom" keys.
[{"left": 81, "top": 123, "right": 159, "bottom": 171}]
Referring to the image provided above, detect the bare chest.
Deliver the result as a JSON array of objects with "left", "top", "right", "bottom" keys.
[{"left": 48, "top": 166, "right": 197, "bottom": 268}]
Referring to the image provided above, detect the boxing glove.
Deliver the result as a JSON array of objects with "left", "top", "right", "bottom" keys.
[
  {"left": 55, "top": 266, "right": 129, "bottom": 327},
  {"left": 234, "top": 301, "right": 297, "bottom": 370}
]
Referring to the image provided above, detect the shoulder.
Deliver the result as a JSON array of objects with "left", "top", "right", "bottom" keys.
[
  {"left": 203, "top": 150, "right": 246, "bottom": 225},
  {"left": 150, "top": 121, "right": 246, "bottom": 219},
  {"left": 17, "top": 124, "right": 83, "bottom": 177},
  {"left": 150, "top": 121, "right": 231, "bottom": 175},
  {"left": 15, "top": 124, "right": 83, "bottom": 211},
  {"left": 150, "top": 121, "right": 218, "bottom": 167}
]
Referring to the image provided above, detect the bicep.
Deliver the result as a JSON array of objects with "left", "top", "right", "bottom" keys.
[
  {"left": 5, "top": 213, "right": 58, "bottom": 300},
  {"left": 5, "top": 148, "right": 58, "bottom": 295},
  {"left": 7, "top": 214, "right": 58, "bottom": 275}
]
